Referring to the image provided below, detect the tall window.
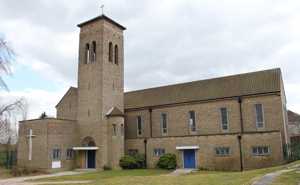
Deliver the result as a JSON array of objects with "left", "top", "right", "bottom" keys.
[
  {"left": 120, "top": 124, "right": 124, "bottom": 137},
  {"left": 220, "top": 107, "right": 229, "bottom": 131},
  {"left": 114, "top": 45, "right": 118, "bottom": 64},
  {"left": 91, "top": 41, "right": 96, "bottom": 62},
  {"left": 189, "top": 111, "right": 196, "bottom": 132},
  {"left": 85, "top": 43, "right": 90, "bottom": 64},
  {"left": 161, "top": 113, "right": 168, "bottom": 135},
  {"left": 66, "top": 148, "right": 74, "bottom": 160},
  {"left": 112, "top": 124, "right": 117, "bottom": 136},
  {"left": 137, "top": 116, "right": 143, "bottom": 136},
  {"left": 52, "top": 148, "right": 61, "bottom": 160},
  {"left": 108, "top": 42, "right": 113, "bottom": 62},
  {"left": 255, "top": 104, "right": 264, "bottom": 128}
]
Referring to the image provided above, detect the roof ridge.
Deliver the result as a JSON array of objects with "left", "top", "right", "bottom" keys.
[{"left": 125, "top": 68, "right": 281, "bottom": 94}]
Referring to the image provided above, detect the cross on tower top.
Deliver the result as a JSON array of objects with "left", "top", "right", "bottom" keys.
[{"left": 100, "top": 4, "right": 104, "bottom": 15}]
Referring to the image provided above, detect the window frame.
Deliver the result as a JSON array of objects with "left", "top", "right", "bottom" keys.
[
  {"left": 66, "top": 148, "right": 74, "bottom": 160},
  {"left": 114, "top": 45, "right": 118, "bottom": 65},
  {"left": 215, "top": 147, "right": 231, "bottom": 157},
  {"left": 52, "top": 148, "right": 61, "bottom": 161},
  {"left": 85, "top": 43, "right": 90, "bottom": 64},
  {"left": 153, "top": 148, "right": 165, "bottom": 157},
  {"left": 160, "top": 113, "right": 168, "bottom": 136},
  {"left": 220, "top": 107, "right": 229, "bottom": 132},
  {"left": 91, "top": 41, "right": 96, "bottom": 63},
  {"left": 128, "top": 149, "right": 138, "bottom": 156},
  {"left": 188, "top": 110, "right": 196, "bottom": 133},
  {"left": 120, "top": 124, "right": 124, "bottom": 137},
  {"left": 255, "top": 103, "right": 265, "bottom": 129},
  {"left": 108, "top": 42, "right": 113, "bottom": 62},
  {"left": 136, "top": 116, "right": 143, "bottom": 137},
  {"left": 112, "top": 124, "right": 117, "bottom": 136},
  {"left": 252, "top": 146, "right": 270, "bottom": 156}
]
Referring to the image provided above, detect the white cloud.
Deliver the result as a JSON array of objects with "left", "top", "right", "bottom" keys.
[
  {"left": 0, "top": 88, "right": 66, "bottom": 119},
  {"left": 0, "top": 0, "right": 300, "bottom": 115}
]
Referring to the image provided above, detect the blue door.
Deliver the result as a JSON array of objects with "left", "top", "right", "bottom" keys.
[
  {"left": 184, "top": 150, "right": 196, "bottom": 168},
  {"left": 87, "top": 150, "right": 96, "bottom": 168}
]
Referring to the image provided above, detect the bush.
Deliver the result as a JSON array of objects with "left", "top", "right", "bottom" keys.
[
  {"left": 134, "top": 153, "right": 146, "bottom": 169},
  {"left": 156, "top": 153, "right": 177, "bottom": 169},
  {"left": 119, "top": 154, "right": 146, "bottom": 169},
  {"left": 103, "top": 165, "right": 111, "bottom": 171},
  {"left": 119, "top": 155, "right": 138, "bottom": 169},
  {"left": 10, "top": 166, "right": 44, "bottom": 177}
]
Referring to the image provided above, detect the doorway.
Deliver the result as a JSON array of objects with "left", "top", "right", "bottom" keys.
[
  {"left": 183, "top": 149, "right": 196, "bottom": 169},
  {"left": 86, "top": 150, "right": 96, "bottom": 168}
]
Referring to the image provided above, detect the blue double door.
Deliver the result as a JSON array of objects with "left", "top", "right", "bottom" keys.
[{"left": 183, "top": 149, "right": 196, "bottom": 168}]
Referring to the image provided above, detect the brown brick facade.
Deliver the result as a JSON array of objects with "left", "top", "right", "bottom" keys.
[{"left": 17, "top": 14, "right": 288, "bottom": 171}]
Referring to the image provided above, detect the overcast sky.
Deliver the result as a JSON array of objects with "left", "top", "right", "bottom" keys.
[{"left": 0, "top": 0, "right": 299, "bottom": 119}]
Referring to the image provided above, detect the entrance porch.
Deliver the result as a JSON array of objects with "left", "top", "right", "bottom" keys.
[
  {"left": 73, "top": 147, "right": 98, "bottom": 169},
  {"left": 176, "top": 146, "right": 199, "bottom": 169}
]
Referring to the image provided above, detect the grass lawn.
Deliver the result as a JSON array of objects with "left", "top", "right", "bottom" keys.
[
  {"left": 0, "top": 167, "right": 12, "bottom": 179},
  {"left": 272, "top": 170, "right": 300, "bottom": 185},
  {"left": 29, "top": 161, "right": 300, "bottom": 185}
]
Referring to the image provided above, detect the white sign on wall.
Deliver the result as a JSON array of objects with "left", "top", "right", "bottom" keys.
[{"left": 52, "top": 161, "right": 61, "bottom": 169}]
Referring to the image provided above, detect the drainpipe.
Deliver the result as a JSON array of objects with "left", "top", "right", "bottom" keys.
[
  {"left": 238, "top": 135, "right": 243, "bottom": 171},
  {"left": 238, "top": 96, "right": 244, "bottom": 171},
  {"left": 149, "top": 108, "right": 153, "bottom": 138},
  {"left": 238, "top": 97, "right": 244, "bottom": 133},
  {"left": 144, "top": 139, "right": 147, "bottom": 168}
]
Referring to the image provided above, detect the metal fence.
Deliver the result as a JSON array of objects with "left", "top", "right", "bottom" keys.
[
  {"left": 0, "top": 150, "right": 17, "bottom": 169},
  {"left": 284, "top": 143, "right": 300, "bottom": 162}
]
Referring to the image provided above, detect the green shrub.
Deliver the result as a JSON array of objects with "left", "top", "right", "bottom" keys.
[
  {"left": 103, "top": 165, "right": 111, "bottom": 171},
  {"left": 134, "top": 153, "right": 146, "bottom": 168},
  {"left": 119, "top": 154, "right": 146, "bottom": 169},
  {"left": 156, "top": 153, "right": 177, "bottom": 169},
  {"left": 119, "top": 155, "right": 138, "bottom": 169}
]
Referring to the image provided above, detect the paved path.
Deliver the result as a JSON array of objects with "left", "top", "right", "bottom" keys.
[
  {"left": 251, "top": 169, "right": 294, "bottom": 185},
  {"left": 0, "top": 171, "right": 92, "bottom": 185},
  {"left": 251, "top": 164, "right": 300, "bottom": 185},
  {"left": 168, "top": 169, "right": 196, "bottom": 176}
]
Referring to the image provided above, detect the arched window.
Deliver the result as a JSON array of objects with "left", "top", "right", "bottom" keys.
[
  {"left": 85, "top": 43, "right": 90, "bottom": 64},
  {"left": 91, "top": 41, "right": 96, "bottom": 63},
  {"left": 108, "top": 42, "right": 113, "bottom": 62},
  {"left": 114, "top": 45, "right": 118, "bottom": 65}
]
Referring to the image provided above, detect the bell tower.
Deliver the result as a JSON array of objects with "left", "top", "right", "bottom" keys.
[{"left": 76, "top": 14, "right": 126, "bottom": 169}]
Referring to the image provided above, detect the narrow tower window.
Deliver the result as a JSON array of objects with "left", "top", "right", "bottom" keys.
[
  {"left": 91, "top": 41, "right": 96, "bottom": 62},
  {"left": 255, "top": 104, "right": 264, "bottom": 128},
  {"left": 161, "top": 113, "right": 168, "bottom": 135},
  {"left": 189, "top": 111, "right": 196, "bottom": 132},
  {"left": 108, "top": 42, "right": 113, "bottom": 62},
  {"left": 220, "top": 107, "right": 229, "bottom": 131},
  {"left": 114, "top": 45, "right": 118, "bottom": 65},
  {"left": 137, "top": 116, "right": 143, "bottom": 137},
  {"left": 85, "top": 43, "right": 90, "bottom": 64}
]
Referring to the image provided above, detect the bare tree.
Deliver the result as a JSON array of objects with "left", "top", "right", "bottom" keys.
[
  {"left": 0, "top": 37, "right": 27, "bottom": 144},
  {"left": 0, "top": 98, "right": 27, "bottom": 144},
  {"left": 0, "top": 38, "right": 14, "bottom": 91}
]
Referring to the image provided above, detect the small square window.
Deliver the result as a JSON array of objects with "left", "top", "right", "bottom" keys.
[
  {"left": 153, "top": 148, "right": 165, "bottom": 157},
  {"left": 215, "top": 147, "right": 230, "bottom": 156},
  {"left": 252, "top": 146, "right": 270, "bottom": 156}
]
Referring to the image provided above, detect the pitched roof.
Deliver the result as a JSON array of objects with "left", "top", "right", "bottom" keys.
[
  {"left": 77, "top": 14, "right": 126, "bottom": 30},
  {"left": 106, "top": 107, "right": 124, "bottom": 117},
  {"left": 124, "top": 68, "right": 282, "bottom": 109},
  {"left": 288, "top": 110, "right": 300, "bottom": 124},
  {"left": 55, "top": 87, "right": 77, "bottom": 108}
]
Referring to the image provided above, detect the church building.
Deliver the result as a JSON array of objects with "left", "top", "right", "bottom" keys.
[{"left": 17, "top": 14, "right": 289, "bottom": 171}]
